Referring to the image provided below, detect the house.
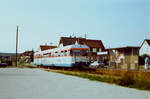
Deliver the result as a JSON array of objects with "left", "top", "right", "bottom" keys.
[
  {"left": 20, "top": 50, "right": 34, "bottom": 63},
  {"left": 139, "top": 39, "right": 150, "bottom": 56},
  {"left": 59, "top": 36, "right": 106, "bottom": 62},
  {"left": 0, "top": 53, "right": 18, "bottom": 65},
  {"left": 108, "top": 46, "right": 140, "bottom": 70}
]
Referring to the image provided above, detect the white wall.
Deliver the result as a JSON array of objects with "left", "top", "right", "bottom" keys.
[{"left": 139, "top": 41, "right": 150, "bottom": 56}]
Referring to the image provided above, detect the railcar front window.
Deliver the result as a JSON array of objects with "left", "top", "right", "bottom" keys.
[
  {"left": 72, "top": 49, "right": 80, "bottom": 56},
  {"left": 82, "top": 50, "right": 88, "bottom": 56}
]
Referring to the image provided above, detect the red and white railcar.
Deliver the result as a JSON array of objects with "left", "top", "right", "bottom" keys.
[{"left": 34, "top": 44, "right": 89, "bottom": 67}]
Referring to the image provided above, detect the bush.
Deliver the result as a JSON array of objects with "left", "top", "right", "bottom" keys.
[{"left": 119, "top": 72, "right": 135, "bottom": 86}]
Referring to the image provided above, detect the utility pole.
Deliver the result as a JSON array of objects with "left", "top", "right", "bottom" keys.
[{"left": 16, "top": 26, "right": 18, "bottom": 67}]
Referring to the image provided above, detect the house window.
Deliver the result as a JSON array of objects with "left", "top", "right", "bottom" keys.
[
  {"left": 96, "top": 48, "right": 102, "bottom": 52},
  {"left": 97, "top": 48, "right": 99, "bottom": 52},
  {"left": 93, "top": 48, "right": 97, "bottom": 52},
  {"left": 99, "top": 48, "right": 102, "bottom": 52},
  {"left": 90, "top": 48, "right": 93, "bottom": 52}
]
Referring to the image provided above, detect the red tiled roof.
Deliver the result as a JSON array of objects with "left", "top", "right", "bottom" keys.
[
  {"left": 84, "top": 39, "right": 104, "bottom": 48},
  {"left": 40, "top": 45, "right": 57, "bottom": 51},
  {"left": 59, "top": 37, "right": 105, "bottom": 51}
]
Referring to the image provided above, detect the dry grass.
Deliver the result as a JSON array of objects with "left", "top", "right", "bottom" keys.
[{"left": 48, "top": 69, "right": 150, "bottom": 91}]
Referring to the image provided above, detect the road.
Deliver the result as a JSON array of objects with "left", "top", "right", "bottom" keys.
[{"left": 0, "top": 68, "right": 150, "bottom": 99}]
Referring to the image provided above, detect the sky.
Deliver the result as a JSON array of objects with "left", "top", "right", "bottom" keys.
[{"left": 0, "top": 0, "right": 150, "bottom": 53}]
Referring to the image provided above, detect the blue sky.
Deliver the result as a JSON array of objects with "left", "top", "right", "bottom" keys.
[{"left": 0, "top": 0, "right": 150, "bottom": 53}]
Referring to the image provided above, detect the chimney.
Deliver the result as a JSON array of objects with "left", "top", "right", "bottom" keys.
[{"left": 85, "top": 33, "right": 87, "bottom": 39}]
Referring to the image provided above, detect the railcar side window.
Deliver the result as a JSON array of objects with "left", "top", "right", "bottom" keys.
[
  {"left": 60, "top": 51, "right": 64, "bottom": 56},
  {"left": 55, "top": 51, "right": 59, "bottom": 56},
  {"left": 43, "top": 53, "right": 49, "bottom": 57},
  {"left": 48, "top": 53, "right": 51, "bottom": 57},
  {"left": 64, "top": 50, "right": 67, "bottom": 56}
]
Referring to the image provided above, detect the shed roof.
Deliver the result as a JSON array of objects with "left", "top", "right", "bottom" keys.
[{"left": 108, "top": 46, "right": 140, "bottom": 50}]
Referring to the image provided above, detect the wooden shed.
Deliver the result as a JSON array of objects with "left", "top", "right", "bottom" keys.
[{"left": 108, "top": 46, "right": 140, "bottom": 70}]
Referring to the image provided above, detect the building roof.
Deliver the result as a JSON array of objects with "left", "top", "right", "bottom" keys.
[
  {"left": 40, "top": 45, "right": 57, "bottom": 51},
  {"left": 145, "top": 39, "right": 150, "bottom": 46},
  {"left": 59, "top": 37, "right": 105, "bottom": 51},
  {"left": 35, "top": 44, "right": 89, "bottom": 55},
  {"left": 140, "top": 39, "right": 150, "bottom": 47},
  {"left": 108, "top": 46, "right": 140, "bottom": 50}
]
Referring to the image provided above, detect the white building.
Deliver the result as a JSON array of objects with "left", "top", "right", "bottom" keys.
[{"left": 139, "top": 39, "right": 150, "bottom": 56}]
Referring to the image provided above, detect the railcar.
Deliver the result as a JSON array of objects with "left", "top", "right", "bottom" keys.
[{"left": 34, "top": 44, "right": 89, "bottom": 68}]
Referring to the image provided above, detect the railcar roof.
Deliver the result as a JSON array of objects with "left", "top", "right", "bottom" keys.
[{"left": 35, "top": 44, "right": 89, "bottom": 54}]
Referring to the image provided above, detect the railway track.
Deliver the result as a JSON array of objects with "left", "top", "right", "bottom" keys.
[{"left": 38, "top": 65, "right": 96, "bottom": 72}]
